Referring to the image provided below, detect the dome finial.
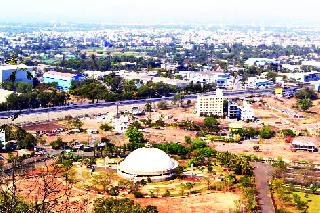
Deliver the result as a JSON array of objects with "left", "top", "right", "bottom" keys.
[{"left": 145, "top": 142, "right": 152, "bottom": 148}]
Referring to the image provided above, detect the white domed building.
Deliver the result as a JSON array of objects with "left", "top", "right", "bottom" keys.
[{"left": 117, "top": 147, "right": 178, "bottom": 182}]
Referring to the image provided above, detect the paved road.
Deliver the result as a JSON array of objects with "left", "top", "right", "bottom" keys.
[
  {"left": 0, "top": 88, "right": 272, "bottom": 118},
  {"left": 253, "top": 162, "right": 275, "bottom": 213}
]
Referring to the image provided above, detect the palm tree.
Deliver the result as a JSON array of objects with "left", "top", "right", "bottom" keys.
[
  {"left": 26, "top": 71, "right": 33, "bottom": 80},
  {"left": 90, "top": 54, "right": 98, "bottom": 70},
  {"left": 9, "top": 71, "right": 16, "bottom": 84}
]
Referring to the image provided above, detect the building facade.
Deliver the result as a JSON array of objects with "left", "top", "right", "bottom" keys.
[
  {"left": 228, "top": 102, "right": 240, "bottom": 119},
  {"left": 43, "top": 71, "right": 83, "bottom": 91},
  {"left": 196, "top": 89, "right": 224, "bottom": 117},
  {"left": 0, "top": 64, "right": 33, "bottom": 84}
]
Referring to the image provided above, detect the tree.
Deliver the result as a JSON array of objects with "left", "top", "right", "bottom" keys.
[
  {"left": 16, "top": 82, "right": 33, "bottom": 93},
  {"left": 100, "top": 123, "right": 113, "bottom": 131},
  {"left": 68, "top": 118, "right": 83, "bottom": 130},
  {"left": 93, "top": 197, "right": 158, "bottom": 213},
  {"left": 295, "top": 87, "right": 317, "bottom": 100},
  {"left": 145, "top": 102, "right": 152, "bottom": 112},
  {"left": 157, "top": 101, "right": 168, "bottom": 110},
  {"left": 297, "top": 98, "right": 312, "bottom": 111},
  {"left": 126, "top": 127, "right": 143, "bottom": 144},
  {"left": 18, "top": 133, "right": 36, "bottom": 150},
  {"left": 280, "top": 129, "right": 296, "bottom": 137},
  {"left": 50, "top": 137, "right": 64, "bottom": 150},
  {"left": 204, "top": 116, "right": 220, "bottom": 133},
  {"left": 92, "top": 172, "right": 114, "bottom": 193},
  {"left": 9, "top": 71, "right": 17, "bottom": 84},
  {"left": 172, "top": 93, "right": 184, "bottom": 106},
  {"left": 74, "top": 82, "right": 106, "bottom": 103},
  {"left": 292, "top": 194, "right": 308, "bottom": 212},
  {"left": 259, "top": 126, "right": 275, "bottom": 139}
]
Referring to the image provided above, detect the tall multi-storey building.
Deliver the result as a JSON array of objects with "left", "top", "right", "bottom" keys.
[
  {"left": 228, "top": 102, "right": 240, "bottom": 119},
  {"left": 196, "top": 89, "right": 224, "bottom": 117}
]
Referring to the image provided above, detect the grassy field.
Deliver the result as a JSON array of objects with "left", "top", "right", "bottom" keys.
[{"left": 294, "top": 192, "right": 320, "bottom": 213}]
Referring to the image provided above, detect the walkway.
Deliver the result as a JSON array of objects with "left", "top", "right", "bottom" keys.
[{"left": 253, "top": 162, "right": 275, "bottom": 213}]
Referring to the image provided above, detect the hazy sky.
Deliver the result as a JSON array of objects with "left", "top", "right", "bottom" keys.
[{"left": 1, "top": 0, "right": 320, "bottom": 25}]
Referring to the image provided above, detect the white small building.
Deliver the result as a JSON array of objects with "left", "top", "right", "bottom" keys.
[
  {"left": 0, "top": 130, "right": 5, "bottom": 150},
  {"left": 245, "top": 58, "right": 276, "bottom": 67},
  {"left": 113, "top": 115, "right": 129, "bottom": 134},
  {"left": 239, "top": 101, "right": 255, "bottom": 121}
]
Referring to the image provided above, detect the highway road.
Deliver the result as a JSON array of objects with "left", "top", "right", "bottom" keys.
[{"left": 0, "top": 88, "right": 272, "bottom": 118}]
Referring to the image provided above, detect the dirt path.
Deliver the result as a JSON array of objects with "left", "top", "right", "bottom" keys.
[{"left": 253, "top": 162, "right": 275, "bottom": 213}]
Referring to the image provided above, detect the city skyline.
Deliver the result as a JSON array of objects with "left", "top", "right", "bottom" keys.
[{"left": 1, "top": 0, "right": 320, "bottom": 26}]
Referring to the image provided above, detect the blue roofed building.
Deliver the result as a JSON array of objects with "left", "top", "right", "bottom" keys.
[
  {"left": 43, "top": 71, "right": 84, "bottom": 91},
  {"left": 0, "top": 64, "right": 33, "bottom": 84}
]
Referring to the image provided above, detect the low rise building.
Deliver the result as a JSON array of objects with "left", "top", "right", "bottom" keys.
[
  {"left": 113, "top": 115, "right": 129, "bottom": 134},
  {"left": 239, "top": 101, "right": 255, "bottom": 122},
  {"left": 228, "top": 102, "right": 240, "bottom": 119},
  {"left": 0, "top": 64, "right": 33, "bottom": 84},
  {"left": 291, "top": 137, "right": 319, "bottom": 152},
  {"left": 43, "top": 71, "right": 84, "bottom": 91}
]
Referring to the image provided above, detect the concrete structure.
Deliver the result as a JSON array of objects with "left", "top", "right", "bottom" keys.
[
  {"left": 113, "top": 115, "right": 129, "bottom": 134},
  {"left": 196, "top": 89, "right": 224, "bottom": 117},
  {"left": 291, "top": 137, "right": 319, "bottom": 152},
  {"left": 43, "top": 71, "right": 83, "bottom": 91},
  {"left": 117, "top": 147, "right": 178, "bottom": 182},
  {"left": 0, "top": 64, "right": 33, "bottom": 84},
  {"left": 228, "top": 102, "right": 240, "bottom": 119},
  {"left": 245, "top": 58, "right": 276, "bottom": 67},
  {"left": 247, "top": 77, "right": 273, "bottom": 89},
  {"left": 284, "top": 71, "right": 320, "bottom": 83},
  {"left": 239, "top": 101, "right": 255, "bottom": 121}
]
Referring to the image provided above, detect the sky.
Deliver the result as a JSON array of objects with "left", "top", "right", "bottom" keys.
[{"left": 1, "top": 0, "right": 320, "bottom": 25}]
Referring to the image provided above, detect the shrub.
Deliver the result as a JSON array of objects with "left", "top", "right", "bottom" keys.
[
  {"left": 133, "top": 191, "right": 144, "bottom": 198},
  {"left": 100, "top": 123, "right": 113, "bottom": 131}
]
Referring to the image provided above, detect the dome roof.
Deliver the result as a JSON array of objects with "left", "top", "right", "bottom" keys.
[{"left": 118, "top": 147, "right": 178, "bottom": 175}]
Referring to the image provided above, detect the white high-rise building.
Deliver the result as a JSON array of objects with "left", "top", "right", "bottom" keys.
[{"left": 196, "top": 89, "right": 224, "bottom": 117}]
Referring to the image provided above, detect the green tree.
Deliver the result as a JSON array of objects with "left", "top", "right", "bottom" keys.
[
  {"left": 68, "top": 118, "right": 84, "bottom": 130},
  {"left": 297, "top": 98, "right": 312, "bottom": 111},
  {"left": 50, "top": 137, "right": 64, "bottom": 150},
  {"left": 172, "top": 93, "right": 184, "bottom": 106},
  {"left": 18, "top": 133, "right": 36, "bottom": 150},
  {"left": 259, "top": 126, "right": 275, "bottom": 139},
  {"left": 295, "top": 87, "right": 317, "bottom": 100},
  {"left": 280, "top": 129, "right": 296, "bottom": 137},
  {"left": 157, "top": 101, "right": 168, "bottom": 110},
  {"left": 145, "top": 102, "right": 152, "bottom": 112},
  {"left": 126, "top": 126, "right": 143, "bottom": 143},
  {"left": 204, "top": 116, "right": 220, "bottom": 133},
  {"left": 100, "top": 123, "right": 113, "bottom": 131},
  {"left": 93, "top": 198, "right": 158, "bottom": 213}
]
